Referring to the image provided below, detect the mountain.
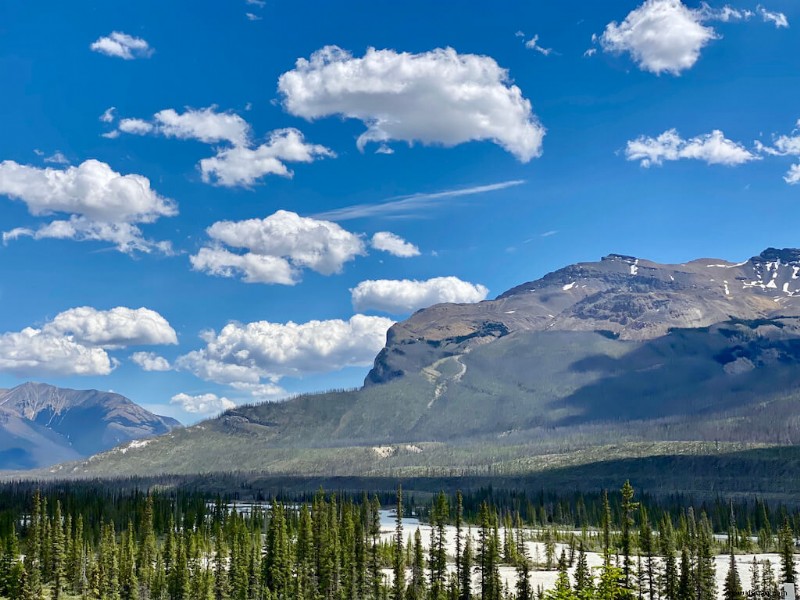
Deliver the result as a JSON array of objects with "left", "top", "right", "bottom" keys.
[
  {"left": 0, "top": 382, "right": 180, "bottom": 470},
  {"left": 39, "top": 249, "right": 800, "bottom": 494}
]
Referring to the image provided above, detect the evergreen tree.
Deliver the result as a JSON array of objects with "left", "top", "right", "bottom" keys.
[
  {"left": 749, "top": 558, "right": 761, "bottom": 600},
  {"left": 620, "top": 481, "right": 639, "bottom": 590},
  {"left": 574, "top": 543, "right": 593, "bottom": 600},
  {"left": 639, "top": 506, "right": 655, "bottom": 600},
  {"left": 408, "top": 529, "right": 427, "bottom": 600},
  {"left": 723, "top": 551, "right": 744, "bottom": 600},
  {"left": 779, "top": 518, "right": 796, "bottom": 584},
  {"left": 393, "top": 487, "right": 406, "bottom": 600},
  {"left": 460, "top": 530, "right": 473, "bottom": 600}
]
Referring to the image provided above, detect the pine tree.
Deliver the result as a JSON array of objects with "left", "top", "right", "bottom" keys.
[
  {"left": 393, "top": 487, "right": 406, "bottom": 600},
  {"left": 620, "top": 481, "right": 639, "bottom": 590},
  {"left": 213, "top": 524, "right": 229, "bottom": 600},
  {"left": 602, "top": 490, "right": 612, "bottom": 566},
  {"left": 749, "top": 558, "right": 761, "bottom": 600},
  {"left": 761, "top": 560, "right": 780, "bottom": 600},
  {"left": 455, "top": 491, "right": 464, "bottom": 592},
  {"left": 677, "top": 548, "right": 692, "bottom": 600},
  {"left": 574, "top": 543, "right": 593, "bottom": 600},
  {"left": 659, "top": 515, "right": 678, "bottom": 600},
  {"left": 408, "top": 529, "right": 427, "bottom": 600},
  {"left": 516, "top": 542, "right": 533, "bottom": 600},
  {"left": 369, "top": 495, "right": 382, "bottom": 600},
  {"left": 779, "top": 518, "right": 796, "bottom": 584},
  {"left": 695, "top": 515, "right": 716, "bottom": 600},
  {"left": 724, "top": 551, "right": 745, "bottom": 600},
  {"left": 545, "top": 551, "right": 574, "bottom": 600},
  {"left": 639, "top": 506, "right": 655, "bottom": 600},
  {"left": 460, "top": 530, "right": 473, "bottom": 600}
]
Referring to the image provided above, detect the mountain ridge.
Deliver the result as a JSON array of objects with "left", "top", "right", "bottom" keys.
[
  {"left": 25, "top": 248, "right": 800, "bottom": 493},
  {"left": 0, "top": 382, "right": 180, "bottom": 470}
]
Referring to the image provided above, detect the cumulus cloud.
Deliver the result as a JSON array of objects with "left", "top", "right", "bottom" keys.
[
  {"left": 370, "top": 232, "right": 420, "bottom": 257},
  {"left": 119, "top": 107, "right": 251, "bottom": 146},
  {"left": 0, "top": 306, "right": 176, "bottom": 377},
  {"left": 0, "top": 329, "right": 115, "bottom": 376},
  {"left": 111, "top": 107, "right": 332, "bottom": 187},
  {"left": 176, "top": 315, "right": 394, "bottom": 386},
  {"left": 191, "top": 210, "right": 366, "bottom": 284},
  {"left": 0, "top": 159, "right": 176, "bottom": 253},
  {"left": 278, "top": 46, "right": 545, "bottom": 161},
  {"left": 351, "top": 277, "right": 489, "bottom": 314},
  {"left": 625, "top": 129, "right": 759, "bottom": 167},
  {"left": 601, "top": 0, "right": 717, "bottom": 75},
  {"left": 118, "top": 118, "right": 155, "bottom": 135},
  {"left": 199, "top": 128, "right": 334, "bottom": 187},
  {"left": 90, "top": 32, "right": 153, "bottom": 60},
  {"left": 131, "top": 351, "right": 171, "bottom": 372},
  {"left": 45, "top": 306, "right": 177, "bottom": 348},
  {"left": 170, "top": 392, "right": 236, "bottom": 415}
]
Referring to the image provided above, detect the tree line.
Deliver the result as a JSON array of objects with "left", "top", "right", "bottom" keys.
[{"left": 0, "top": 482, "right": 797, "bottom": 600}]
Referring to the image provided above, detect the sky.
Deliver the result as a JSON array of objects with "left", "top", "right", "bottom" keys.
[{"left": 0, "top": 0, "right": 798, "bottom": 423}]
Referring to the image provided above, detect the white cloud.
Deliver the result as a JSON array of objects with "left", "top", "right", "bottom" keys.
[
  {"left": 278, "top": 46, "right": 545, "bottom": 161},
  {"left": 177, "top": 315, "right": 394, "bottom": 385},
  {"left": 758, "top": 5, "right": 788, "bottom": 28},
  {"left": 785, "top": 164, "right": 800, "bottom": 185},
  {"left": 199, "top": 128, "right": 334, "bottom": 187},
  {"left": 112, "top": 108, "right": 331, "bottom": 188},
  {"left": 0, "top": 306, "right": 176, "bottom": 377},
  {"left": 90, "top": 32, "right": 153, "bottom": 60},
  {"left": 44, "top": 151, "right": 69, "bottom": 165},
  {"left": 601, "top": 0, "right": 717, "bottom": 75},
  {"left": 314, "top": 179, "right": 526, "bottom": 221},
  {"left": 118, "top": 118, "right": 155, "bottom": 135},
  {"left": 246, "top": 0, "right": 265, "bottom": 5},
  {"left": 46, "top": 306, "right": 177, "bottom": 348},
  {"left": 697, "top": 4, "right": 753, "bottom": 22},
  {"left": 170, "top": 393, "right": 236, "bottom": 415},
  {"left": 191, "top": 210, "right": 366, "bottom": 284},
  {"left": 131, "top": 351, "right": 171, "bottom": 372},
  {"left": 370, "top": 231, "right": 420, "bottom": 257},
  {"left": 0, "top": 328, "right": 115, "bottom": 376},
  {"left": 0, "top": 159, "right": 176, "bottom": 253},
  {"left": 625, "top": 129, "right": 758, "bottom": 167},
  {"left": 99, "top": 107, "right": 116, "bottom": 123},
  {"left": 156, "top": 107, "right": 251, "bottom": 145},
  {"left": 229, "top": 381, "right": 287, "bottom": 399},
  {"left": 523, "top": 34, "right": 555, "bottom": 56},
  {"left": 246, "top": 12, "right": 262, "bottom": 21},
  {"left": 351, "top": 277, "right": 489, "bottom": 314}
]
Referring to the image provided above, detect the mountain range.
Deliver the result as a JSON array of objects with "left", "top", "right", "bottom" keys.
[
  {"left": 28, "top": 248, "right": 800, "bottom": 494},
  {"left": 0, "top": 382, "right": 180, "bottom": 470}
]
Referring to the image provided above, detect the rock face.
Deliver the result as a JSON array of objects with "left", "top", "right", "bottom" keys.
[
  {"left": 366, "top": 248, "right": 800, "bottom": 385},
  {"left": 0, "top": 382, "right": 180, "bottom": 470}
]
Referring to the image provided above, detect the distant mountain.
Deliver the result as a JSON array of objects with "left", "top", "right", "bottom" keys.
[
  {"left": 40, "top": 249, "right": 800, "bottom": 494},
  {"left": 0, "top": 382, "right": 180, "bottom": 470}
]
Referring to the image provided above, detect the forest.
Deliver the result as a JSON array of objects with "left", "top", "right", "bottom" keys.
[{"left": 0, "top": 481, "right": 798, "bottom": 600}]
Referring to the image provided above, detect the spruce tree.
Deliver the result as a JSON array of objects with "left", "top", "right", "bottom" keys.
[
  {"left": 779, "top": 518, "right": 796, "bottom": 584},
  {"left": 724, "top": 551, "right": 745, "bottom": 600},
  {"left": 393, "top": 487, "right": 406, "bottom": 600}
]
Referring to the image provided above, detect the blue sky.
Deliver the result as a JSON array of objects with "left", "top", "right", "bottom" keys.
[{"left": 0, "top": 0, "right": 798, "bottom": 422}]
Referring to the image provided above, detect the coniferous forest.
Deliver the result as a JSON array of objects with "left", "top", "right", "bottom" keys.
[{"left": 0, "top": 482, "right": 798, "bottom": 600}]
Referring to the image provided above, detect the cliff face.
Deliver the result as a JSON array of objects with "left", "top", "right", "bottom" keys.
[{"left": 366, "top": 249, "right": 800, "bottom": 385}]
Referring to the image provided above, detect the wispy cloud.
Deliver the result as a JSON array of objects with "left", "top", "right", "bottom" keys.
[{"left": 313, "top": 180, "right": 526, "bottom": 221}]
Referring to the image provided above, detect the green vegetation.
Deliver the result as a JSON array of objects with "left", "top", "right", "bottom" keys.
[{"left": 0, "top": 482, "right": 799, "bottom": 600}]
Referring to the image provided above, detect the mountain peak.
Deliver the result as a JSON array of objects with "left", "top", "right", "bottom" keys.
[
  {"left": 0, "top": 383, "right": 180, "bottom": 470},
  {"left": 754, "top": 247, "right": 800, "bottom": 264}
]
